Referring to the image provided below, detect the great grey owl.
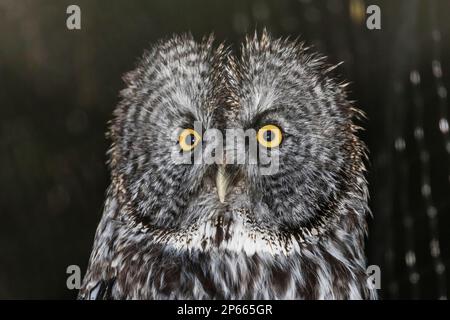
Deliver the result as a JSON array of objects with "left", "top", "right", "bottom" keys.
[{"left": 79, "top": 31, "right": 377, "bottom": 300}]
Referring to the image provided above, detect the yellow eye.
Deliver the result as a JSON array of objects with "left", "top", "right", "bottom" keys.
[
  {"left": 178, "top": 128, "right": 201, "bottom": 152},
  {"left": 257, "top": 124, "right": 282, "bottom": 148}
]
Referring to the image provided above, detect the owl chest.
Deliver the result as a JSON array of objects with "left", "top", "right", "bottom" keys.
[
  {"left": 140, "top": 250, "right": 302, "bottom": 299},
  {"left": 112, "top": 228, "right": 368, "bottom": 299}
]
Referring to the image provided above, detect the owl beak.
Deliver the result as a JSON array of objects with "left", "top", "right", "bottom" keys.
[{"left": 216, "top": 165, "right": 229, "bottom": 203}]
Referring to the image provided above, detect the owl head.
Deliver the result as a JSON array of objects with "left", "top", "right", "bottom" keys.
[{"left": 108, "top": 31, "right": 367, "bottom": 249}]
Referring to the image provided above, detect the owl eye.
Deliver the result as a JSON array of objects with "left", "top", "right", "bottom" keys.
[
  {"left": 257, "top": 124, "right": 282, "bottom": 148},
  {"left": 178, "top": 128, "right": 201, "bottom": 152}
]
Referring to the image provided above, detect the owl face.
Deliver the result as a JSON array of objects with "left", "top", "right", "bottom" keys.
[{"left": 110, "top": 32, "right": 365, "bottom": 248}]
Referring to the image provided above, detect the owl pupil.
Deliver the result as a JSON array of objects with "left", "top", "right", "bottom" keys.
[
  {"left": 186, "top": 134, "right": 195, "bottom": 145},
  {"left": 265, "top": 130, "right": 274, "bottom": 142}
]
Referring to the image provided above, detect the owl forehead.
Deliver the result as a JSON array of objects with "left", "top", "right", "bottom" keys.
[
  {"left": 155, "top": 48, "right": 216, "bottom": 112},
  {"left": 127, "top": 37, "right": 225, "bottom": 129},
  {"left": 118, "top": 34, "right": 344, "bottom": 139},
  {"left": 233, "top": 63, "right": 327, "bottom": 126}
]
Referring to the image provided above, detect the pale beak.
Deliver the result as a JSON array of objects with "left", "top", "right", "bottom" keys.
[{"left": 216, "top": 165, "right": 229, "bottom": 203}]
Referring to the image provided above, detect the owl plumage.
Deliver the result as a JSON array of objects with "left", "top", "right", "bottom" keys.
[{"left": 79, "top": 31, "right": 377, "bottom": 300}]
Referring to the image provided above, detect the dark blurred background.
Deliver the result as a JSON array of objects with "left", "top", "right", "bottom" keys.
[{"left": 1, "top": 0, "right": 449, "bottom": 299}]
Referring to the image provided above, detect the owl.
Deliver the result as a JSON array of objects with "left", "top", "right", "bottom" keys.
[{"left": 79, "top": 31, "right": 377, "bottom": 300}]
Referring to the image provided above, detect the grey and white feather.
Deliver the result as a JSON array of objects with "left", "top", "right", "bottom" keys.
[{"left": 79, "top": 31, "right": 377, "bottom": 300}]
